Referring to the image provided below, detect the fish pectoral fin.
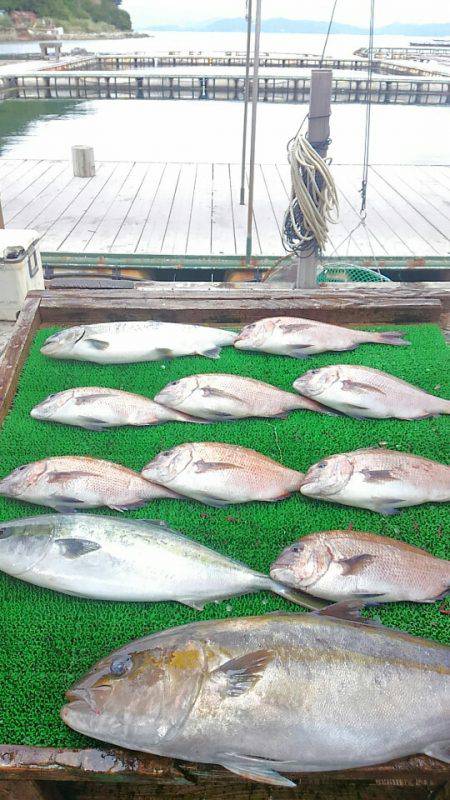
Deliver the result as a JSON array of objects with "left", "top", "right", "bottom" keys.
[
  {"left": 75, "top": 393, "right": 116, "bottom": 404},
  {"left": 201, "top": 387, "right": 243, "bottom": 404},
  {"left": 154, "top": 348, "right": 174, "bottom": 359},
  {"left": 219, "top": 755, "right": 296, "bottom": 788},
  {"left": 200, "top": 346, "right": 221, "bottom": 359},
  {"left": 211, "top": 650, "right": 274, "bottom": 697},
  {"left": 317, "top": 599, "right": 383, "bottom": 626},
  {"left": 52, "top": 495, "right": 86, "bottom": 511},
  {"left": 78, "top": 417, "right": 111, "bottom": 431},
  {"left": 194, "top": 460, "right": 241, "bottom": 473},
  {"left": 338, "top": 554, "right": 376, "bottom": 576},
  {"left": 84, "top": 338, "right": 110, "bottom": 350},
  {"left": 360, "top": 469, "right": 396, "bottom": 482},
  {"left": 56, "top": 538, "right": 101, "bottom": 558},
  {"left": 341, "top": 380, "right": 385, "bottom": 396},
  {"left": 423, "top": 741, "right": 450, "bottom": 764},
  {"left": 179, "top": 597, "right": 205, "bottom": 611},
  {"left": 109, "top": 501, "right": 147, "bottom": 512},
  {"left": 47, "top": 471, "right": 93, "bottom": 483}
]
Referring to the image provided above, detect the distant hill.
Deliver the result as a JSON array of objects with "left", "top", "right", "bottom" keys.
[
  {"left": 0, "top": 0, "right": 132, "bottom": 31},
  {"left": 146, "top": 18, "right": 450, "bottom": 36}
]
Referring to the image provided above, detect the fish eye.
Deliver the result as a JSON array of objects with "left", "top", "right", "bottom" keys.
[
  {"left": 110, "top": 655, "right": 132, "bottom": 677},
  {"left": 291, "top": 544, "right": 303, "bottom": 553},
  {"left": 166, "top": 381, "right": 179, "bottom": 387},
  {"left": 317, "top": 461, "right": 327, "bottom": 469},
  {"left": 0, "top": 528, "right": 12, "bottom": 539}
]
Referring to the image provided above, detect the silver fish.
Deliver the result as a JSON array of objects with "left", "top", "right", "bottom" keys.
[
  {"left": 61, "top": 609, "right": 450, "bottom": 787},
  {"left": 154, "top": 373, "right": 331, "bottom": 421},
  {"left": 0, "top": 515, "right": 322, "bottom": 610},
  {"left": 0, "top": 456, "right": 180, "bottom": 513},
  {"left": 40, "top": 321, "right": 236, "bottom": 364},
  {"left": 271, "top": 529, "right": 450, "bottom": 603},
  {"left": 294, "top": 365, "right": 450, "bottom": 419},
  {"left": 301, "top": 447, "right": 450, "bottom": 515},
  {"left": 31, "top": 387, "right": 201, "bottom": 430},
  {"left": 141, "top": 442, "right": 304, "bottom": 506},
  {"left": 234, "top": 317, "right": 409, "bottom": 358}
]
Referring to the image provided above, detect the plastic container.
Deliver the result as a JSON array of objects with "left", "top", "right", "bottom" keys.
[{"left": 0, "top": 229, "right": 44, "bottom": 320}]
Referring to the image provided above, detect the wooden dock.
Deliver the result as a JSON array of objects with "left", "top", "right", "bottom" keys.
[{"left": 0, "top": 158, "right": 449, "bottom": 259}]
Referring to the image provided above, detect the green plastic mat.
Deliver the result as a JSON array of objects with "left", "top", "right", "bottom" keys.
[{"left": 0, "top": 323, "right": 448, "bottom": 749}]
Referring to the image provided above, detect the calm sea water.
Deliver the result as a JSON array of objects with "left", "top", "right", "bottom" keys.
[{"left": 0, "top": 33, "right": 448, "bottom": 165}]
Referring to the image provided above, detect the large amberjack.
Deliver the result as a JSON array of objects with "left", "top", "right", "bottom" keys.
[
  {"left": 0, "top": 456, "right": 179, "bottom": 512},
  {"left": 294, "top": 365, "right": 450, "bottom": 419},
  {"left": 40, "top": 321, "right": 237, "bottom": 364},
  {"left": 142, "top": 442, "right": 304, "bottom": 506},
  {"left": 61, "top": 609, "right": 450, "bottom": 787},
  {"left": 234, "top": 317, "right": 409, "bottom": 358}
]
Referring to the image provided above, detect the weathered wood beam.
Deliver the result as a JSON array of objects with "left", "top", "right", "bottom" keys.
[
  {"left": 0, "top": 296, "right": 41, "bottom": 424},
  {"left": 0, "top": 781, "right": 64, "bottom": 800}
]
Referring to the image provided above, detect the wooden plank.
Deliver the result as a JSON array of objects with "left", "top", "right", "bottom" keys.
[
  {"left": 373, "top": 165, "right": 450, "bottom": 241},
  {"left": 6, "top": 164, "right": 74, "bottom": 228},
  {"left": 88, "top": 163, "right": 148, "bottom": 252},
  {"left": 229, "top": 162, "right": 252, "bottom": 256},
  {"left": 379, "top": 165, "right": 450, "bottom": 234},
  {"left": 3, "top": 162, "right": 67, "bottom": 223},
  {"left": 61, "top": 163, "right": 133, "bottom": 253},
  {"left": 364, "top": 168, "right": 447, "bottom": 255},
  {"left": 40, "top": 163, "right": 118, "bottom": 252},
  {"left": 0, "top": 158, "right": 24, "bottom": 181},
  {"left": 1, "top": 160, "right": 52, "bottom": 204},
  {"left": 332, "top": 166, "right": 414, "bottom": 257},
  {"left": 211, "top": 163, "right": 235, "bottom": 256},
  {"left": 0, "top": 782, "right": 64, "bottom": 800},
  {"left": 0, "top": 744, "right": 447, "bottom": 786},
  {"left": 334, "top": 165, "right": 434, "bottom": 256},
  {"left": 110, "top": 163, "right": 166, "bottom": 254},
  {"left": 37, "top": 292, "right": 441, "bottom": 326},
  {"left": 251, "top": 164, "right": 283, "bottom": 256},
  {"left": 162, "top": 162, "right": 197, "bottom": 255},
  {"left": 0, "top": 159, "right": 40, "bottom": 194},
  {"left": 186, "top": 163, "right": 212, "bottom": 256},
  {"left": 135, "top": 164, "right": 180, "bottom": 254},
  {"left": 0, "top": 296, "right": 41, "bottom": 424}
]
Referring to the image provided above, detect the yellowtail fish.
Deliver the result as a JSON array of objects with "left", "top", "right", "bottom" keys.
[{"left": 0, "top": 514, "right": 323, "bottom": 610}]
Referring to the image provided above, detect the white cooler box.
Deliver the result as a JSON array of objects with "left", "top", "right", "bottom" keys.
[{"left": 0, "top": 229, "right": 45, "bottom": 320}]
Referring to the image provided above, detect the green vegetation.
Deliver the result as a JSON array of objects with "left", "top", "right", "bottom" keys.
[
  {"left": 1, "top": 0, "right": 131, "bottom": 31},
  {"left": 0, "top": 323, "right": 448, "bottom": 748}
]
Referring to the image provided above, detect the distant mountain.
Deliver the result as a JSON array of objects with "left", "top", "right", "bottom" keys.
[{"left": 145, "top": 18, "right": 450, "bottom": 36}]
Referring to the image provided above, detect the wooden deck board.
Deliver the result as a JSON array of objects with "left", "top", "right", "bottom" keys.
[{"left": 0, "top": 158, "right": 448, "bottom": 259}]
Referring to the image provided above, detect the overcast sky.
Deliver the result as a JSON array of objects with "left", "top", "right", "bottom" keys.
[{"left": 122, "top": 0, "right": 450, "bottom": 26}]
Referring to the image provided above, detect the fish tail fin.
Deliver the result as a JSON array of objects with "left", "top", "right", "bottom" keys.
[
  {"left": 438, "top": 399, "right": 450, "bottom": 416},
  {"left": 291, "top": 395, "right": 339, "bottom": 416},
  {"left": 423, "top": 741, "right": 450, "bottom": 764},
  {"left": 371, "top": 331, "right": 411, "bottom": 347},
  {"left": 267, "top": 578, "right": 326, "bottom": 611}
]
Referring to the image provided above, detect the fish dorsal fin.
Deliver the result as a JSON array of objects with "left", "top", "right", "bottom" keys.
[
  {"left": 316, "top": 600, "right": 383, "bottom": 627},
  {"left": 211, "top": 650, "right": 274, "bottom": 697}
]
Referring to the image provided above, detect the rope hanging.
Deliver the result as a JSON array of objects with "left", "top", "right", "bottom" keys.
[
  {"left": 360, "top": 0, "right": 375, "bottom": 215},
  {"left": 282, "top": 133, "right": 339, "bottom": 255}
]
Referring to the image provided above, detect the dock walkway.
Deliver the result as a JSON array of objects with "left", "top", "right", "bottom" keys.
[{"left": 0, "top": 158, "right": 449, "bottom": 259}]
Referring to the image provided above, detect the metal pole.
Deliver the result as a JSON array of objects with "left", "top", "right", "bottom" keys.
[
  {"left": 239, "top": 0, "right": 253, "bottom": 205},
  {"left": 245, "top": 0, "right": 262, "bottom": 266}
]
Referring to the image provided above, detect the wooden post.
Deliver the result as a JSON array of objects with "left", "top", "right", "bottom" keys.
[
  {"left": 0, "top": 196, "right": 4, "bottom": 229},
  {"left": 295, "top": 68, "right": 333, "bottom": 289},
  {"left": 72, "top": 145, "right": 95, "bottom": 178}
]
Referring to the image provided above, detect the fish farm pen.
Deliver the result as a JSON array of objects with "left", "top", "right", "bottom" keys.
[
  {"left": 3, "top": 72, "right": 449, "bottom": 104},
  {"left": 0, "top": 286, "right": 449, "bottom": 799}
]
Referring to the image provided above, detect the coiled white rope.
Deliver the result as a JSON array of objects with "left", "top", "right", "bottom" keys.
[{"left": 282, "top": 133, "right": 339, "bottom": 254}]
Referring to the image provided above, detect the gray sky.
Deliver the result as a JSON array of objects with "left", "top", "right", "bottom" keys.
[{"left": 122, "top": 0, "right": 450, "bottom": 26}]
